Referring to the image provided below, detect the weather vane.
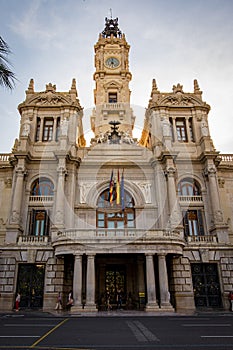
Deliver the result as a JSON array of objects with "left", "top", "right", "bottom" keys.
[{"left": 109, "top": 8, "right": 112, "bottom": 18}]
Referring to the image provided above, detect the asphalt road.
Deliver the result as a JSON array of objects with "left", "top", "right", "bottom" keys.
[{"left": 0, "top": 312, "right": 233, "bottom": 350}]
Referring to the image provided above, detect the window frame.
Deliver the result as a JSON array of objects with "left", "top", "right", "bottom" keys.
[
  {"left": 28, "top": 209, "right": 50, "bottom": 236},
  {"left": 97, "top": 189, "right": 135, "bottom": 229},
  {"left": 42, "top": 118, "right": 54, "bottom": 142}
]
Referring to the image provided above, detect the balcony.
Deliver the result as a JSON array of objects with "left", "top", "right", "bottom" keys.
[
  {"left": 0, "top": 153, "right": 10, "bottom": 162},
  {"left": 179, "top": 195, "right": 203, "bottom": 203},
  {"left": 17, "top": 235, "right": 50, "bottom": 245},
  {"left": 102, "top": 102, "right": 126, "bottom": 111},
  {"left": 29, "top": 195, "right": 54, "bottom": 203},
  {"left": 186, "top": 235, "right": 218, "bottom": 244},
  {"left": 52, "top": 228, "right": 184, "bottom": 245}
]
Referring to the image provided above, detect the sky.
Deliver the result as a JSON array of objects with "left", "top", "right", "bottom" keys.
[{"left": 0, "top": 0, "right": 233, "bottom": 153}]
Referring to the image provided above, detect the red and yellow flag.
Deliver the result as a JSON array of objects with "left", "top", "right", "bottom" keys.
[{"left": 116, "top": 169, "right": 120, "bottom": 204}]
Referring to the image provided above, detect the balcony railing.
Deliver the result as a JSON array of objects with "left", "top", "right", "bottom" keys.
[
  {"left": 179, "top": 195, "right": 203, "bottom": 202},
  {"left": 55, "top": 228, "right": 183, "bottom": 241},
  {"left": 102, "top": 102, "right": 126, "bottom": 110},
  {"left": 186, "top": 235, "right": 218, "bottom": 243},
  {"left": 17, "top": 235, "right": 50, "bottom": 245},
  {"left": 29, "top": 195, "right": 54, "bottom": 202},
  {"left": 0, "top": 153, "right": 10, "bottom": 162},
  {"left": 219, "top": 154, "right": 233, "bottom": 163}
]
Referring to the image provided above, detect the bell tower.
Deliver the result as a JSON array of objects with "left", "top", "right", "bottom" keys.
[{"left": 91, "top": 17, "right": 135, "bottom": 138}]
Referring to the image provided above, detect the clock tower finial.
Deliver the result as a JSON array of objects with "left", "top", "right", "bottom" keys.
[
  {"left": 90, "top": 17, "right": 135, "bottom": 140},
  {"left": 101, "top": 17, "right": 122, "bottom": 38}
]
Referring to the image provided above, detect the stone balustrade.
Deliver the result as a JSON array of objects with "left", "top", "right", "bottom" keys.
[
  {"left": 0, "top": 153, "right": 11, "bottom": 162},
  {"left": 186, "top": 235, "right": 218, "bottom": 243},
  {"left": 29, "top": 195, "right": 54, "bottom": 202},
  {"left": 103, "top": 102, "right": 126, "bottom": 110},
  {"left": 179, "top": 195, "right": 203, "bottom": 202},
  {"left": 219, "top": 154, "right": 233, "bottom": 163},
  {"left": 17, "top": 235, "right": 50, "bottom": 245},
  {"left": 55, "top": 228, "right": 183, "bottom": 241}
]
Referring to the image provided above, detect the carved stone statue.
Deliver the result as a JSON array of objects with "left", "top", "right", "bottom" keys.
[
  {"left": 21, "top": 121, "right": 30, "bottom": 137},
  {"left": 201, "top": 121, "right": 209, "bottom": 137}
]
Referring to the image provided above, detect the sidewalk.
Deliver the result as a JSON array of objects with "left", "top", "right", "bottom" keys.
[{"left": 1, "top": 308, "right": 233, "bottom": 318}]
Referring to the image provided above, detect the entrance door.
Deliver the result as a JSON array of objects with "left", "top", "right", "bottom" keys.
[
  {"left": 105, "top": 265, "right": 126, "bottom": 306},
  {"left": 191, "top": 263, "right": 222, "bottom": 308},
  {"left": 16, "top": 264, "right": 45, "bottom": 308}
]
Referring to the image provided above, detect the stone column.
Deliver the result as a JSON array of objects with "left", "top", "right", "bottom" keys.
[
  {"left": 205, "top": 164, "right": 229, "bottom": 243},
  {"left": 72, "top": 254, "right": 83, "bottom": 311},
  {"left": 10, "top": 165, "right": 26, "bottom": 225},
  {"left": 158, "top": 253, "right": 174, "bottom": 311},
  {"left": 145, "top": 254, "right": 159, "bottom": 311},
  {"left": 54, "top": 162, "right": 67, "bottom": 228},
  {"left": 205, "top": 165, "right": 223, "bottom": 224},
  {"left": 165, "top": 166, "right": 182, "bottom": 228},
  {"left": 172, "top": 118, "right": 177, "bottom": 142},
  {"left": 185, "top": 117, "right": 191, "bottom": 142},
  {"left": 39, "top": 117, "right": 44, "bottom": 141},
  {"left": 6, "top": 163, "right": 26, "bottom": 243},
  {"left": 85, "top": 254, "right": 97, "bottom": 311}
]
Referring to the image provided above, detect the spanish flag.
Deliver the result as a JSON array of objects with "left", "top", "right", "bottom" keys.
[
  {"left": 121, "top": 169, "right": 125, "bottom": 210},
  {"left": 116, "top": 169, "right": 120, "bottom": 204},
  {"left": 108, "top": 170, "right": 114, "bottom": 203}
]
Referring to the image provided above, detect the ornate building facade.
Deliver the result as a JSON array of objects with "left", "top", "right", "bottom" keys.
[{"left": 0, "top": 17, "right": 233, "bottom": 313}]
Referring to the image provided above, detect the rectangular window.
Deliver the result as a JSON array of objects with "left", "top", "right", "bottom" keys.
[
  {"left": 176, "top": 118, "right": 187, "bottom": 142},
  {"left": 108, "top": 93, "right": 117, "bottom": 103},
  {"left": 43, "top": 118, "right": 54, "bottom": 142},
  {"left": 183, "top": 210, "right": 204, "bottom": 236},
  {"left": 35, "top": 118, "right": 41, "bottom": 142},
  {"left": 29, "top": 210, "right": 50, "bottom": 236}
]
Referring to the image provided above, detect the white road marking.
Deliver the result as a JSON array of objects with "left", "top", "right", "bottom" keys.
[
  {"left": 126, "top": 320, "right": 159, "bottom": 342},
  {"left": 201, "top": 336, "right": 233, "bottom": 338},
  {"left": 126, "top": 321, "right": 147, "bottom": 342},
  {"left": 0, "top": 336, "right": 40, "bottom": 338},
  {"left": 4, "top": 324, "right": 58, "bottom": 327},
  {"left": 133, "top": 320, "right": 160, "bottom": 342},
  {"left": 182, "top": 323, "right": 231, "bottom": 327}
]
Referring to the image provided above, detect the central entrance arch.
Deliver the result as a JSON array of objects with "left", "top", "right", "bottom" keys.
[{"left": 95, "top": 253, "right": 146, "bottom": 310}]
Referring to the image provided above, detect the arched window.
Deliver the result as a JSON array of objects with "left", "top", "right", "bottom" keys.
[
  {"left": 178, "top": 178, "right": 205, "bottom": 237},
  {"left": 31, "top": 178, "right": 54, "bottom": 196},
  {"left": 97, "top": 189, "right": 135, "bottom": 229},
  {"left": 178, "top": 178, "right": 201, "bottom": 196}
]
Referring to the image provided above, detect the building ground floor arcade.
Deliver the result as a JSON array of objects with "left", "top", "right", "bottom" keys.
[{"left": 1, "top": 243, "right": 229, "bottom": 313}]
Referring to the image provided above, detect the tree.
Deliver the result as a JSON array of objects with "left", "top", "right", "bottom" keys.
[{"left": 0, "top": 36, "right": 16, "bottom": 90}]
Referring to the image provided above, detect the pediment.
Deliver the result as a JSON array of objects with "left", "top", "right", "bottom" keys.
[
  {"left": 103, "top": 80, "right": 123, "bottom": 90},
  {"left": 158, "top": 93, "right": 204, "bottom": 107},
  {"left": 26, "top": 91, "right": 72, "bottom": 106}
]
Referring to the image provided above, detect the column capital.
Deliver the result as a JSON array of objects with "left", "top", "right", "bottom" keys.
[
  {"left": 204, "top": 165, "right": 216, "bottom": 177},
  {"left": 145, "top": 253, "right": 154, "bottom": 257},
  {"left": 157, "top": 252, "right": 167, "bottom": 258},
  {"left": 164, "top": 166, "right": 176, "bottom": 178}
]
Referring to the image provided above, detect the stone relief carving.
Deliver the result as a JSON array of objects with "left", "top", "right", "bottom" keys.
[
  {"left": 61, "top": 117, "right": 69, "bottom": 135},
  {"left": 21, "top": 120, "right": 30, "bottom": 137},
  {"left": 4, "top": 177, "right": 12, "bottom": 188},
  {"left": 80, "top": 182, "right": 97, "bottom": 204},
  {"left": 133, "top": 181, "right": 152, "bottom": 203},
  {"left": 201, "top": 121, "right": 209, "bottom": 136},
  {"left": 214, "top": 210, "right": 223, "bottom": 223},
  {"left": 162, "top": 118, "right": 171, "bottom": 137}
]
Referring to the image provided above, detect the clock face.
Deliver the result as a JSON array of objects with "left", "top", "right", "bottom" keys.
[{"left": 105, "top": 57, "right": 120, "bottom": 68}]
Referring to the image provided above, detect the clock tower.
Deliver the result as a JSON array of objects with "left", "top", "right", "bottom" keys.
[{"left": 91, "top": 17, "right": 135, "bottom": 138}]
